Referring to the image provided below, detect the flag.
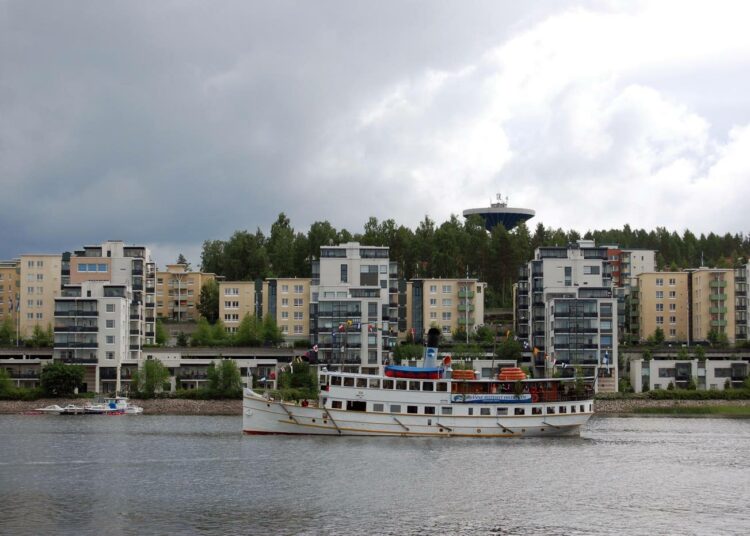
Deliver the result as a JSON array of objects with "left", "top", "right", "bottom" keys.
[
  {"left": 338, "top": 323, "right": 345, "bottom": 332},
  {"left": 354, "top": 322, "right": 361, "bottom": 330},
  {"left": 312, "top": 344, "right": 319, "bottom": 352},
  {"left": 532, "top": 347, "right": 540, "bottom": 356},
  {"left": 368, "top": 324, "right": 374, "bottom": 333}
]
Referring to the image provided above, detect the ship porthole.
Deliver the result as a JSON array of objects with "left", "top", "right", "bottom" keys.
[
  {"left": 477, "top": 429, "right": 481, "bottom": 433},
  {"left": 312, "top": 419, "right": 316, "bottom": 423},
  {"left": 541, "top": 428, "right": 545, "bottom": 432}
]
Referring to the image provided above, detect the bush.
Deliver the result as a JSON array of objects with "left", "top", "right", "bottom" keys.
[{"left": 40, "top": 362, "right": 85, "bottom": 397}]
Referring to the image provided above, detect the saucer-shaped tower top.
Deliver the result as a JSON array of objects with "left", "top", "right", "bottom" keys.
[{"left": 463, "top": 194, "right": 535, "bottom": 231}]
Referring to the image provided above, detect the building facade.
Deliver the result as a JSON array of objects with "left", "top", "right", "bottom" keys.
[
  {"left": 0, "top": 260, "right": 20, "bottom": 329},
  {"left": 406, "top": 278, "right": 486, "bottom": 341},
  {"left": 310, "top": 243, "right": 396, "bottom": 372},
  {"left": 155, "top": 264, "right": 216, "bottom": 322},
  {"left": 262, "top": 278, "right": 312, "bottom": 341},
  {"left": 630, "top": 358, "right": 748, "bottom": 392},
  {"left": 735, "top": 263, "right": 749, "bottom": 343},
  {"left": 218, "top": 281, "right": 259, "bottom": 333},
  {"left": 690, "top": 268, "right": 735, "bottom": 344},
  {"left": 19, "top": 254, "right": 62, "bottom": 338},
  {"left": 636, "top": 272, "right": 690, "bottom": 343},
  {"left": 515, "top": 240, "right": 617, "bottom": 391}
]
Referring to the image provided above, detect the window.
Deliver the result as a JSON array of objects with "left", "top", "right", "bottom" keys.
[
  {"left": 409, "top": 381, "right": 420, "bottom": 391},
  {"left": 340, "top": 264, "right": 348, "bottom": 283},
  {"left": 281, "top": 284, "right": 289, "bottom": 293},
  {"left": 656, "top": 316, "right": 664, "bottom": 325},
  {"left": 669, "top": 316, "right": 676, "bottom": 324},
  {"left": 396, "top": 380, "right": 407, "bottom": 390},
  {"left": 331, "top": 400, "right": 342, "bottom": 409},
  {"left": 441, "top": 312, "right": 452, "bottom": 320},
  {"left": 436, "top": 382, "right": 447, "bottom": 392},
  {"left": 656, "top": 304, "right": 663, "bottom": 311},
  {"left": 294, "top": 298, "right": 303, "bottom": 307},
  {"left": 106, "top": 319, "right": 115, "bottom": 328},
  {"left": 429, "top": 298, "right": 437, "bottom": 307},
  {"left": 441, "top": 407, "right": 452, "bottom": 415},
  {"left": 281, "top": 311, "right": 289, "bottom": 319},
  {"left": 27, "top": 299, "right": 33, "bottom": 308},
  {"left": 36, "top": 313, "right": 42, "bottom": 319},
  {"left": 669, "top": 328, "right": 676, "bottom": 336},
  {"left": 294, "top": 325, "right": 303, "bottom": 334},
  {"left": 36, "top": 260, "right": 43, "bottom": 267},
  {"left": 390, "top": 404, "right": 401, "bottom": 413},
  {"left": 105, "top": 352, "right": 114, "bottom": 360},
  {"left": 669, "top": 278, "right": 676, "bottom": 286},
  {"left": 442, "top": 285, "right": 452, "bottom": 293},
  {"left": 106, "top": 335, "right": 115, "bottom": 344},
  {"left": 106, "top": 304, "right": 115, "bottom": 313},
  {"left": 514, "top": 408, "right": 525, "bottom": 415},
  {"left": 27, "top": 287, "right": 34, "bottom": 294},
  {"left": 224, "top": 301, "right": 239, "bottom": 308},
  {"left": 442, "top": 298, "right": 452, "bottom": 306},
  {"left": 407, "top": 405, "right": 418, "bottom": 414},
  {"left": 422, "top": 382, "right": 434, "bottom": 392},
  {"left": 656, "top": 278, "right": 664, "bottom": 286},
  {"left": 669, "top": 303, "right": 676, "bottom": 311},
  {"left": 546, "top": 407, "right": 555, "bottom": 414},
  {"left": 372, "top": 403, "right": 384, "bottom": 412},
  {"left": 294, "top": 285, "right": 304, "bottom": 294},
  {"left": 583, "top": 266, "right": 600, "bottom": 275},
  {"left": 429, "top": 285, "right": 437, "bottom": 293},
  {"left": 281, "top": 298, "right": 289, "bottom": 307},
  {"left": 429, "top": 312, "right": 437, "bottom": 319},
  {"left": 669, "top": 291, "right": 676, "bottom": 299},
  {"left": 36, "top": 274, "right": 44, "bottom": 281},
  {"left": 564, "top": 266, "right": 572, "bottom": 286},
  {"left": 442, "top": 325, "right": 451, "bottom": 333},
  {"left": 480, "top": 408, "right": 491, "bottom": 416},
  {"left": 225, "top": 287, "right": 239, "bottom": 296},
  {"left": 559, "top": 406, "right": 567, "bottom": 414},
  {"left": 26, "top": 313, "right": 33, "bottom": 319},
  {"left": 280, "top": 325, "right": 288, "bottom": 333},
  {"left": 656, "top": 291, "right": 663, "bottom": 299},
  {"left": 383, "top": 379, "right": 394, "bottom": 389},
  {"left": 496, "top": 407, "right": 508, "bottom": 415},
  {"left": 294, "top": 311, "right": 304, "bottom": 320}
]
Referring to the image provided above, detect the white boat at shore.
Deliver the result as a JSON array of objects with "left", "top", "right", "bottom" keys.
[
  {"left": 34, "top": 397, "right": 143, "bottom": 415},
  {"left": 243, "top": 329, "right": 595, "bottom": 438}
]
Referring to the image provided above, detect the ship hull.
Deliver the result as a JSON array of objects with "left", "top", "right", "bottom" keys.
[{"left": 243, "top": 390, "right": 592, "bottom": 438}]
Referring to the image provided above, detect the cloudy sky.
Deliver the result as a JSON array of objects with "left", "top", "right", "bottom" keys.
[{"left": 3, "top": 1, "right": 750, "bottom": 267}]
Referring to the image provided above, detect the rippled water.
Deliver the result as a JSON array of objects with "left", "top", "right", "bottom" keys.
[{"left": 0, "top": 415, "right": 748, "bottom": 535}]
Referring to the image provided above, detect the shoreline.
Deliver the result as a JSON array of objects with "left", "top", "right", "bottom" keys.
[{"left": 2, "top": 397, "right": 750, "bottom": 416}]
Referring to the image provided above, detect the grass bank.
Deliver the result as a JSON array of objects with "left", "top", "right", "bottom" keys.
[{"left": 631, "top": 405, "right": 750, "bottom": 416}]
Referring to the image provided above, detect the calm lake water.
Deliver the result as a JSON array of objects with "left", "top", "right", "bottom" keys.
[{"left": 0, "top": 415, "right": 748, "bottom": 536}]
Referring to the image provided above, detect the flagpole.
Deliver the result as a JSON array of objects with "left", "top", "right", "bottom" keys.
[{"left": 15, "top": 294, "right": 20, "bottom": 347}]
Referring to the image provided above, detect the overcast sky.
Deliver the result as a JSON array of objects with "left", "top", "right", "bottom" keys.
[{"left": 3, "top": 1, "right": 750, "bottom": 267}]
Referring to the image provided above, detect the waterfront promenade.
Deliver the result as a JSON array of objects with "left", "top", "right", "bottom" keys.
[{"left": 2, "top": 398, "right": 749, "bottom": 415}]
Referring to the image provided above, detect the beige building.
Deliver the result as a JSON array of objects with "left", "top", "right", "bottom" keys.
[
  {"left": 691, "top": 268, "right": 735, "bottom": 343},
  {"left": 18, "top": 254, "right": 62, "bottom": 337},
  {"left": 406, "top": 278, "right": 486, "bottom": 340},
  {"left": 262, "top": 278, "right": 312, "bottom": 340},
  {"left": 218, "top": 281, "right": 258, "bottom": 333},
  {"left": 636, "top": 272, "right": 690, "bottom": 343},
  {"left": 155, "top": 264, "right": 216, "bottom": 322},
  {"left": 0, "top": 259, "right": 20, "bottom": 328}
]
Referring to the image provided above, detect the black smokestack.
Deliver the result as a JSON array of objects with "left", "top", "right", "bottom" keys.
[{"left": 427, "top": 327, "right": 440, "bottom": 349}]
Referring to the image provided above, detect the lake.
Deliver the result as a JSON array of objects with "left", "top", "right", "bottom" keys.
[{"left": 0, "top": 415, "right": 748, "bottom": 535}]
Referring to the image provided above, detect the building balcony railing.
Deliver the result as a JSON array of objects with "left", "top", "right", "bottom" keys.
[
  {"left": 10, "top": 372, "right": 40, "bottom": 379},
  {"left": 710, "top": 280, "right": 727, "bottom": 288},
  {"left": 145, "top": 303, "right": 155, "bottom": 308},
  {"left": 458, "top": 290, "right": 475, "bottom": 299},
  {"left": 130, "top": 329, "right": 140, "bottom": 335},
  {"left": 710, "top": 307, "right": 728, "bottom": 314},
  {"left": 55, "top": 310, "right": 98, "bottom": 317},
  {"left": 54, "top": 326, "right": 98, "bottom": 333},
  {"left": 711, "top": 320, "right": 728, "bottom": 327},
  {"left": 457, "top": 304, "right": 475, "bottom": 312},
  {"left": 710, "top": 294, "right": 727, "bottom": 301},
  {"left": 457, "top": 317, "right": 475, "bottom": 325},
  {"left": 132, "top": 268, "right": 144, "bottom": 276},
  {"left": 54, "top": 342, "right": 98, "bottom": 349},
  {"left": 59, "top": 357, "right": 98, "bottom": 364}
]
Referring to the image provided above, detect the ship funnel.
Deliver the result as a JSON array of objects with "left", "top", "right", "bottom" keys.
[{"left": 423, "top": 327, "right": 441, "bottom": 368}]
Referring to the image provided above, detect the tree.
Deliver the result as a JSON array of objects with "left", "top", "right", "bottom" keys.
[
  {"left": 393, "top": 343, "right": 424, "bottom": 364},
  {"left": 191, "top": 317, "right": 213, "bottom": 346},
  {"left": 155, "top": 319, "right": 168, "bottom": 346},
  {"left": 176, "top": 253, "right": 191, "bottom": 270},
  {"left": 207, "top": 359, "right": 243, "bottom": 398},
  {"left": 0, "top": 317, "right": 14, "bottom": 346},
  {"left": 653, "top": 327, "right": 665, "bottom": 345},
  {"left": 131, "top": 359, "right": 170, "bottom": 398},
  {"left": 0, "top": 368, "right": 13, "bottom": 397},
  {"left": 212, "top": 319, "right": 228, "bottom": 345},
  {"left": 262, "top": 314, "right": 283, "bottom": 345},
  {"left": 268, "top": 213, "right": 295, "bottom": 276},
  {"left": 197, "top": 279, "right": 219, "bottom": 324},
  {"left": 28, "top": 324, "right": 53, "bottom": 348},
  {"left": 278, "top": 361, "right": 318, "bottom": 399},
  {"left": 677, "top": 346, "right": 689, "bottom": 360},
  {"left": 235, "top": 314, "right": 262, "bottom": 346},
  {"left": 40, "top": 362, "right": 85, "bottom": 396},
  {"left": 176, "top": 331, "right": 189, "bottom": 347},
  {"left": 495, "top": 338, "right": 522, "bottom": 362},
  {"left": 694, "top": 345, "right": 706, "bottom": 360}
]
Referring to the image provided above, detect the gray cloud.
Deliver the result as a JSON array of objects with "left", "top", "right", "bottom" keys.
[{"left": 2, "top": 1, "right": 750, "bottom": 267}]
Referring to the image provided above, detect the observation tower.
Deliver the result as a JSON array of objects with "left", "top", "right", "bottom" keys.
[{"left": 463, "top": 194, "right": 535, "bottom": 231}]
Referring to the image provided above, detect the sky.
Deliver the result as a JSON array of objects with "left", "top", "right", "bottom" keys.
[{"left": 3, "top": 0, "right": 750, "bottom": 267}]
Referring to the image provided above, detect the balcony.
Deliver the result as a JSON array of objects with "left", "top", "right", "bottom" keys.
[
  {"left": 54, "top": 342, "right": 98, "bottom": 349},
  {"left": 130, "top": 313, "right": 140, "bottom": 320},
  {"left": 130, "top": 329, "right": 140, "bottom": 335},
  {"left": 710, "top": 307, "right": 728, "bottom": 314},
  {"left": 709, "top": 280, "right": 727, "bottom": 288},
  {"left": 55, "top": 310, "right": 98, "bottom": 317},
  {"left": 457, "top": 304, "right": 475, "bottom": 312},
  {"left": 54, "top": 326, "right": 98, "bottom": 333},
  {"left": 711, "top": 320, "right": 728, "bottom": 327},
  {"left": 458, "top": 290, "right": 475, "bottom": 299},
  {"left": 710, "top": 294, "right": 727, "bottom": 301},
  {"left": 132, "top": 268, "right": 144, "bottom": 276},
  {"left": 145, "top": 303, "right": 155, "bottom": 308},
  {"left": 457, "top": 317, "right": 475, "bottom": 325},
  {"left": 59, "top": 357, "right": 98, "bottom": 364}
]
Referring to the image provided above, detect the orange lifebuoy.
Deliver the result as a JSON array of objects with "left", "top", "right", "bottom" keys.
[
  {"left": 443, "top": 355, "right": 452, "bottom": 367},
  {"left": 531, "top": 392, "right": 539, "bottom": 403}
]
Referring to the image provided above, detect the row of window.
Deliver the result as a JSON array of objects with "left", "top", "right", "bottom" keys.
[
  {"left": 280, "top": 311, "right": 304, "bottom": 320},
  {"left": 428, "top": 285, "right": 455, "bottom": 293},
  {"left": 281, "top": 298, "right": 304, "bottom": 307},
  {"left": 655, "top": 316, "right": 678, "bottom": 325},
  {"left": 655, "top": 291, "right": 678, "bottom": 299},
  {"left": 280, "top": 325, "right": 305, "bottom": 334},
  {"left": 328, "top": 400, "right": 592, "bottom": 416},
  {"left": 655, "top": 278, "right": 678, "bottom": 286},
  {"left": 26, "top": 274, "right": 44, "bottom": 281},
  {"left": 329, "top": 375, "right": 449, "bottom": 392},
  {"left": 279, "top": 284, "right": 305, "bottom": 294},
  {"left": 77, "top": 263, "right": 109, "bottom": 273},
  {"left": 655, "top": 303, "right": 677, "bottom": 311}
]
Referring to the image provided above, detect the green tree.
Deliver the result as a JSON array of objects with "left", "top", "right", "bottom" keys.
[
  {"left": 28, "top": 324, "right": 53, "bottom": 348},
  {"left": 176, "top": 253, "right": 190, "bottom": 269},
  {"left": 278, "top": 361, "right": 318, "bottom": 399},
  {"left": 212, "top": 319, "right": 228, "bottom": 345},
  {"left": 207, "top": 359, "right": 243, "bottom": 398},
  {"left": 176, "top": 331, "right": 189, "bottom": 347},
  {"left": 197, "top": 279, "right": 219, "bottom": 324},
  {"left": 677, "top": 346, "right": 689, "bottom": 360},
  {"left": 191, "top": 317, "right": 213, "bottom": 346},
  {"left": 0, "top": 317, "right": 14, "bottom": 346},
  {"left": 268, "top": 213, "right": 295, "bottom": 276},
  {"left": 0, "top": 368, "right": 13, "bottom": 397},
  {"left": 131, "top": 359, "right": 170, "bottom": 398},
  {"left": 155, "top": 319, "right": 168, "bottom": 346},
  {"left": 235, "top": 314, "right": 262, "bottom": 346},
  {"left": 393, "top": 343, "right": 424, "bottom": 364},
  {"left": 653, "top": 327, "right": 665, "bottom": 345},
  {"left": 495, "top": 338, "right": 522, "bottom": 362},
  {"left": 262, "top": 314, "right": 283, "bottom": 345},
  {"left": 694, "top": 345, "right": 706, "bottom": 360},
  {"left": 40, "top": 362, "right": 85, "bottom": 397}
]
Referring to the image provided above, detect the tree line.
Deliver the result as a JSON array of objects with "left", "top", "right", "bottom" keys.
[{"left": 200, "top": 213, "right": 750, "bottom": 308}]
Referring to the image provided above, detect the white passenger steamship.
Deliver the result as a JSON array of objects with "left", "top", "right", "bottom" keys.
[{"left": 243, "top": 329, "right": 595, "bottom": 437}]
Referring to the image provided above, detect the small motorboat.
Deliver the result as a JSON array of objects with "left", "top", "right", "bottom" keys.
[{"left": 34, "top": 405, "right": 65, "bottom": 415}]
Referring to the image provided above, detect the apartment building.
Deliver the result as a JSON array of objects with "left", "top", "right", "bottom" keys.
[
  {"left": 406, "top": 278, "right": 486, "bottom": 341},
  {"left": 53, "top": 281, "right": 133, "bottom": 393},
  {"left": 515, "top": 240, "right": 617, "bottom": 390},
  {"left": 636, "top": 272, "right": 690, "bottom": 343},
  {"left": 155, "top": 264, "right": 216, "bottom": 322},
  {"left": 262, "top": 278, "right": 312, "bottom": 341},
  {"left": 735, "top": 263, "right": 749, "bottom": 342},
  {"left": 18, "top": 254, "right": 62, "bottom": 337},
  {"left": 218, "top": 281, "right": 259, "bottom": 333},
  {"left": 0, "top": 260, "right": 20, "bottom": 327},
  {"left": 630, "top": 358, "right": 748, "bottom": 392},
  {"left": 691, "top": 268, "right": 735, "bottom": 344},
  {"left": 67, "top": 241, "right": 157, "bottom": 353},
  {"left": 310, "top": 243, "right": 396, "bottom": 372}
]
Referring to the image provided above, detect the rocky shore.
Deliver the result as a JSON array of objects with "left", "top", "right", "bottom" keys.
[{"left": 2, "top": 397, "right": 749, "bottom": 416}]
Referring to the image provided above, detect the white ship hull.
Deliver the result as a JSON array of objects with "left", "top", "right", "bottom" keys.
[{"left": 243, "top": 389, "right": 593, "bottom": 438}]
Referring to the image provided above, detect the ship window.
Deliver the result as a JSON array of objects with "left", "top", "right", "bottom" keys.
[
  {"left": 331, "top": 376, "right": 342, "bottom": 386},
  {"left": 409, "top": 381, "right": 420, "bottom": 391},
  {"left": 441, "top": 407, "right": 452, "bottom": 415},
  {"left": 383, "top": 379, "right": 394, "bottom": 389},
  {"left": 407, "top": 405, "right": 418, "bottom": 414},
  {"left": 467, "top": 408, "right": 474, "bottom": 416},
  {"left": 396, "top": 380, "right": 407, "bottom": 390},
  {"left": 422, "top": 382, "right": 434, "bottom": 392},
  {"left": 343, "top": 377, "right": 354, "bottom": 387},
  {"left": 356, "top": 378, "right": 367, "bottom": 388},
  {"left": 331, "top": 400, "right": 342, "bottom": 409},
  {"left": 559, "top": 406, "right": 567, "bottom": 413},
  {"left": 532, "top": 407, "right": 542, "bottom": 415},
  {"left": 424, "top": 406, "right": 436, "bottom": 415},
  {"left": 514, "top": 408, "right": 526, "bottom": 416},
  {"left": 347, "top": 401, "right": 367, "bottom": 412},
  {"left": 390, "top": 404, "right": 401, "bottom": 413},
  {"left": 589, "top": 404, "right": 593, "bottom": 412},
  {"left": 368, "top": 379, "right": 381, "bottom": 389},
  {"left": 571, "top": 405, "right": 576, "bottom": 413},
  {"left": 435, "top": 382, "right": 448, "bottom": 392},
  {"left": 480, "top": 408, "right": 491, "bottom": 416},
  {"left": 547, "top": 407, "right": 555, "bottom": 414},
  {"left": 372, "top": 403, "right": 384, "bottom": 412},
  {"left": 496, "top": 407, "right": 508, "bottom": 416}
]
